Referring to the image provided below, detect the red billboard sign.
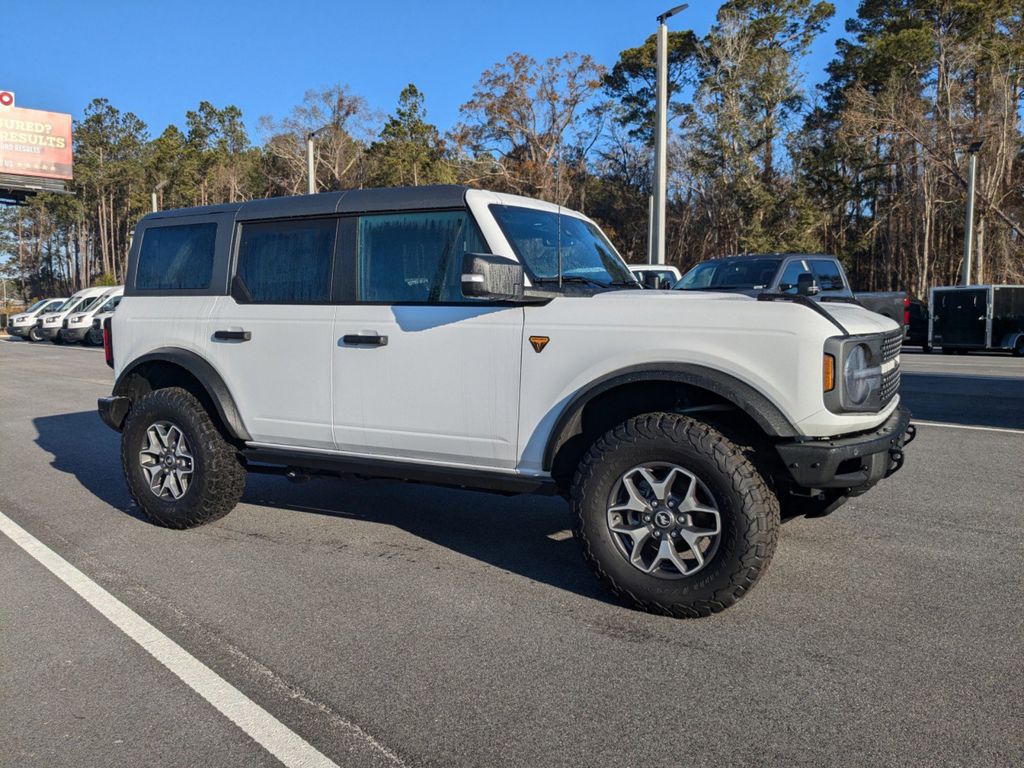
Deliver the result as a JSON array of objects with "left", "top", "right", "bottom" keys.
[{"left": 0, "top": 106, "right": 73, "bottom": 180}]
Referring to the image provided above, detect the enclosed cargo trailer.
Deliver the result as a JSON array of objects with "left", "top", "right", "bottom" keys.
[{"left": 929, "top": 285, "right": 1024, "bottom": 355}]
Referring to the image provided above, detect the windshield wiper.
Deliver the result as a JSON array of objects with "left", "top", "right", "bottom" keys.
[{"left": 533, "top": 276, "right": 611, "bottom": 289}]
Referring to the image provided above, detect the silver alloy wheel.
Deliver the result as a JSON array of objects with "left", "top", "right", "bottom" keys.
[
  {"left": 138, "top": 420, "right": 194, "bottom": 500},
  {"left": 606, "top": 462, "right": 722, "bottom": 579}
]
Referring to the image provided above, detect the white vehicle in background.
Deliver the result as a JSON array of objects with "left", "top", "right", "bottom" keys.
[
  {"left": 40, "top": 287, "right": 118, "bottom": 344},
  {"left": 630, "top": 264, "right": 682, "bottom": 289},
  {"left": 62, "top": 287, "right": 124, "bottom": 345},
  {"left": 88, "top": 296, "right": 123, "bottom": 346},
  {"left": 6, "top": 298, "right": 67, "bottom": 341}
]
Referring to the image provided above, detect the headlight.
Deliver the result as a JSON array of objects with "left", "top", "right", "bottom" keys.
[
  {"left": 824, "top": 335, "right": 884, "bottom": 412},
  {"left": 843, "top": 343, "right": 880, "bottom": 406}
]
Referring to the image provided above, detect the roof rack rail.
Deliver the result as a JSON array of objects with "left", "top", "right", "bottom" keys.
[{"left": 756, "top": 293, "right": 849, "bottom": 335}]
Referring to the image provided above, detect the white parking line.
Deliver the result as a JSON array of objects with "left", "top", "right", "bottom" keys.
[
  {"left": 914, "top": 420, "right": 1024, "bottom": 435},
  {"left": 0, "top": 510, "right": 343, "bottom": 768}
]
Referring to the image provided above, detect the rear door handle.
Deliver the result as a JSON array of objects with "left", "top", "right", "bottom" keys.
[
  {"left": 341, "top": 333, "right": 388, "bottom": 346},
  {"left": 214, "top": 330, "right": 252, "bottom": 341}
]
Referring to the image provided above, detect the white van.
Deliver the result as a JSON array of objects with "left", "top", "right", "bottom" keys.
[
  {"left": 7, "top": 298, "right": 68, "bottom": 341},
  {"left": 40, "top": 287, "right": 119, "bottom": 344},
  {"left": 62, "top": 287, "right": 124, "bottom": 345}
]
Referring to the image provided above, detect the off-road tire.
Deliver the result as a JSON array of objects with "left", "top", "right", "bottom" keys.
[
  {"left": 572, "top": 413, "right": 780, "bottom": 618},
  {"left": 27, "top": 326, "right": 43, "bottom": 342},
  {"left": 122, "top": 387, "right": 246, "bottom": 529}
]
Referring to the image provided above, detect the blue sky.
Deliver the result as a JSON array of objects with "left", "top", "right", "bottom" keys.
[{"left": 7, "top": 0, "right": 858, "bottom": 139}]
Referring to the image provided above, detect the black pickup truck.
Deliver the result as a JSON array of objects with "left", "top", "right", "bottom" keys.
[{"left": 674, "top": 253, "right": 907, "bottom": 327}]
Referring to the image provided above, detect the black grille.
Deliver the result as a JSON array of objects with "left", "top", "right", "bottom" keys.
[
  {"left": 881, "top": 366, "right": 900, "bottom": 405},
  {"left": 880, "top": 329, "right": 902, "bottom": 406},
  {"left": 62, "top": 319, "right": 69, "bottom": 329},
  {"left": 881, "top": 330, "right": 902, "bottom": 363}
]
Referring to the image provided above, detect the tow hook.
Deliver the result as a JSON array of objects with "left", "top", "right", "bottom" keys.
[{"left": 903, "top": 424, "right": 917, "bottom": 446}]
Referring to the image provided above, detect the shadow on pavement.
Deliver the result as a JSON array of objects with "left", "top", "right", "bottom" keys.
[
  {"left": 33, "top": 409, "right": 614, "bottom": 605},
  {"left": 900, "top": 371, "right": 1024, "bottom": 429},
  {"left": 33, "top": 410, "right": 143, "bottom": 519}
]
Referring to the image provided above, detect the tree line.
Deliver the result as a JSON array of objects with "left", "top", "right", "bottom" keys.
[{"left": 2, "top": 0, "right": 1022, "bottom": 303}]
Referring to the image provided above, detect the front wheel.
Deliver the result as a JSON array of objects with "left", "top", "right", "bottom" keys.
[
  {"left": 27, "top": 326, "right": 43, "bottom": 342},
  {"left": 121, "top": 387, "right": 246, "bottom": 529},
  {"left": 85, "top": 327, "right": 103, "bottom": 346},
  {"left": 572, "top": 413, "right": 779, "bottom": 618}
]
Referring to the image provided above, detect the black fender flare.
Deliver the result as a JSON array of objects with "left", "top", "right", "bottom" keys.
[
  {"left": 114, "top": 347, "right": 252, "bottom": 441},
  {"left": 542, "top": 363, "right": 799, "bottom": 472}
]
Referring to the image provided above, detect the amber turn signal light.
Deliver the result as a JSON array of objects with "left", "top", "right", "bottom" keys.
[{"left": 823, "top": 354, "right": 835, "bottom": 392}]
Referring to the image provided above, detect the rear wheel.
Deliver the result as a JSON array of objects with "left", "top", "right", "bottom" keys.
[
  {"left": 572, "top": 413, "right": 779, "bottom": 618},
  {"left": 122, "top": 387, "right": 246, "bottom": 528}
]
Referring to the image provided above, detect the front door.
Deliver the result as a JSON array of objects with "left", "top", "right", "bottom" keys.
[
  {"left": 205, "top": 217, "right": 338, "bottom": 450},
  {"left": 332, "top": 210, "right": 524, "bottom": 469}
]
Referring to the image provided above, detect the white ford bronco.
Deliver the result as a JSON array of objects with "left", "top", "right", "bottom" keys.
[{"left": 99, "top": 186, "right": 913, "bottom": 617}]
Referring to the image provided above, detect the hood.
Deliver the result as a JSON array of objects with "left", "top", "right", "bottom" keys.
[
  {"left": 583, "top": 288, "right": 899, "bottom": 338},
  {"left": 819, "top": 301, "right": 901, "bottom": 336}
]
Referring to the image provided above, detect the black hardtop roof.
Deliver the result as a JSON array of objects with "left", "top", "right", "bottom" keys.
[{"left": 140, "top": 184, "right": 471, "bottom": 223}]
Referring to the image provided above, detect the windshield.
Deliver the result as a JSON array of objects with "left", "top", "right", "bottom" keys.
[
  {"left": 676, "top": 257, "right": 783, "bottom": 291},
  {"left": 25, "top": 299, "right": 49, "bottom": 313},
  {"left": 98, "top": 295, "right": 121, "bottom": 313},
  {"left": 77, "top": 295, "right": 106, "bottom": 313},
  {"left": 489, "top": 205, "right": 636, "bottom": 287},
  {"left": 56, "top": 297, "right": 86, "bottom": 313}
]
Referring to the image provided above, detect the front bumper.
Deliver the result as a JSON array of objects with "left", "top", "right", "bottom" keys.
[
  {"left": 62, "top": 326, "right": 89, "bottom": 342},
  {"left": 776, "top": 406, "right": 913, "bottom": 492},
  {"left": 8, "top": 325, "right": 28, "bottom": 337},
  {"left": 40, "top": 325, "right": 61, "bottom": 339}
]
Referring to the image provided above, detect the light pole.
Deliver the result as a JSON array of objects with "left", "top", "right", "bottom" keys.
[
  {"left": 652, "top": 3, "right": 688, "bottom": 265},
  {"left": 306, "top": 125, "right": 332, "bottom": 195},
  {"left": 151, "top": 179, "right": 168, "bottom": 213},
  {"left": 961, "top": 140, "right": 983, "bottom": 286}
]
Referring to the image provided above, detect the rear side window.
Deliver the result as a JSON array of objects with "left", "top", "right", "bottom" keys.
[
  {"left": 236, "top": 219, "right": 336, "bottom": 303},
  {"left": 811, "top": 259, "right": 845, "bottom": 292},
  {"left": 357, "top": 211, "right": 488, "bottom": 303},
  {"left": 136, "top": 223, "right": 217, "bottom": 291}
]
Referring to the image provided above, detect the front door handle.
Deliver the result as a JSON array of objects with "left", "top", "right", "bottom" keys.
[
  {"left": 214, "top": 329, "right": 252, "bottom": 341},
  {"left": 341, "top": 333, "right": 388, "bottom": 347}
]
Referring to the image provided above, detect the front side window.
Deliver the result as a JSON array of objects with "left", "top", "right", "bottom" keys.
[
  {"left": 778, "top": 259, "right": 810, "bottom": 294},
  {"left": 236, "top": 219, "right": 336, "bottom": 303},
  {"left": 136, "top": 223, "right": 217, "bottom": 291},
  {"left": 357, "top": 210, "right": 488, "bottom": 303},
  {"left": 489, "top": 205, "right": 634, "bottom": 287},
  {"left": 811, "top": 259, "right": 845, "bottom": 292}
]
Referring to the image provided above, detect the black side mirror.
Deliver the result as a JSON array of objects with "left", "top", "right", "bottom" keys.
[
  {"left": 641, "top": 273, "right": 661, "bottom": 289},
  {"left": 461, "top": 253, "right": 525, "bottom": 301},
  {"left": 796, "top": 272, "right": 820, "bottom": 296}
]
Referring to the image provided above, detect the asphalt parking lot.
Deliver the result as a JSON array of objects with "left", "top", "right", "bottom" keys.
[{"left": 1, "top": 338, "right": 1022, "bottom": 768}]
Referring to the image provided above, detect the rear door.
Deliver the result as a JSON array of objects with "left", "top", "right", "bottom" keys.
[
  {"left": 332, "top": 209, "right": 524, "bottom": 469},
  {"left": 205, "top": 217, "right": 338, "bottom": 450},
  {"left": 934, "top": 288, "right": 988, "bottom": 347}
]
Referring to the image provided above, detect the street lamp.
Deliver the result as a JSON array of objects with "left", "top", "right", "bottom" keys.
[
  {"left": 151, "top": 179, "right": 168, "bottom": 213},
  {"left": 961, "top": 140, "right": 983, "bottom": 286},
  {"left": 306, "top": 125, "right": 332, "bottom": 195},
  {"left": 651, "top": 3, "right": 688, "bottom": 265}
]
